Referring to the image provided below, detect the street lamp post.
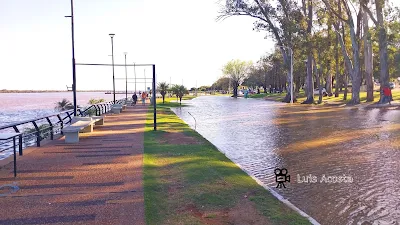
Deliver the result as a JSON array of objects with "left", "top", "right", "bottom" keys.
[
  {"left": 124, "top": 52, "right": 128, "bottom": 101},
  {"left": 133, "top": 62, "right": 137, "bottom": 93},
  {"left": 109, "top": 34, "right": 115, "bottom": 103},
  {"left": 277, "top": 45, "right": 294, "bottom": 104},
  {"left": 65, "top": 0, "right": 77, "bottom": 116}
]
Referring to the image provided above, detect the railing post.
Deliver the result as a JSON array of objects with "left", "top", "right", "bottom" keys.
[
  {"left": 57, "top": 115, "right": 64, "bottom": 135},
  {"left": 12, "top": 125, "right": 23, "bottom": 156},
  {"left": 66, "top": 112, "right": 72, "bottom": 124},
  {"left": 31, "top": 121, "right": 40, "bottom": 147},
  {"left": 95, "top": 105, "right": 100, "bottom": 116},
  {"left": 100, "top": 104, "right": 104, "bottom": 115},
  {"left": 13, "top": 136, "right": 17, "bottom": 177},
  {"left": 46, "top": 117, "right": 54, "bottom": 140}
]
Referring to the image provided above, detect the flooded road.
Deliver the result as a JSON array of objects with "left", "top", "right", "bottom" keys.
[{"left": 172, "top": 96, "right": 400, "bottom": 225}]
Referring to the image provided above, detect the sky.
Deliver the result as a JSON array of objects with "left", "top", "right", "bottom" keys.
[{"left": 0, "top": 0, "right": 275, "bottom": 91}]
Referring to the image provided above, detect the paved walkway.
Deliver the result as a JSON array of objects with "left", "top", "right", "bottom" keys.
[{"left": 0, "top": 106, "right": 147, "bottom": 225}]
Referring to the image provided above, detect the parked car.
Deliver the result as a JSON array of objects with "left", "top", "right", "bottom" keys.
[
  {"left": 389, "top": 82, "right": 396, "bottom": 89},
  {"left": 313, "top": 88, "right": 327, "bottom": 96}
]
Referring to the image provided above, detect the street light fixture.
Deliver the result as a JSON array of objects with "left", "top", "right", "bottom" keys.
[
  {"left": 65, "top": 0, "right": 77, "bottom": 116},
  {"left": 109, "top": 33, "right": 115, "bottom": 103},
  {"left": 277, "top": 45, "right": 294, "bottom": 104},
  {"left": 124, "top": 52, "right": 128, "bottom": 101}
]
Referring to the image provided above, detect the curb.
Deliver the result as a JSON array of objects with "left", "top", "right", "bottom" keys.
[
  {"left": 217, "top": 148, "right": 321, "bottom": 225},
  {"left": 172, "top": 108, "right": 321, "bottom": 225}
]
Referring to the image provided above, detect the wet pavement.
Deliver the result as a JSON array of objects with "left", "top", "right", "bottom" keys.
[{"left": 172, "top": 96, "right": 400, "bottom": 225}]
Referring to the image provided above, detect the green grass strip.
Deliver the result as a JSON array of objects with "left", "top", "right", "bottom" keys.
[{"left": 143, "top": 98, "right": 311, "bottom": 225}]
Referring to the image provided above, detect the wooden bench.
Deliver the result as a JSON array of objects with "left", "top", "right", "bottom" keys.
[{"left": 62, "top": 117, "right": 95, "bottom": 143}]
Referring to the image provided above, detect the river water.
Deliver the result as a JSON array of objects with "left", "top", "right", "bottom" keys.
[
  {"left": 0, "top": 92, "right": 122, "bottom": 159},
  {"left": 0, "top": 92, "right": 120, "bottom": 127},
  {"left": 172, "top": 96, "right": 400, "bottom": 225}
]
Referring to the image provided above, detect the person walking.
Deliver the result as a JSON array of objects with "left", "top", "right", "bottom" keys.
[
  {"left": 141, "top": 92, "right": 147, "bottom": 105},
  {"left": 132, "top": 93, "right": 138, "bottom": 106},
  {"left": 383, "top": 84, "right": 392, "bottom": 105}
]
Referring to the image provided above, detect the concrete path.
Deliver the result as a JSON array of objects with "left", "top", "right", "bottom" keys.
[{"left": 0, "top": 106, "right": 147, "bottom": 225}]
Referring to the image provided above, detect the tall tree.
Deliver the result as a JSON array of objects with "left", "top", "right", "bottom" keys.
[
  {"left": 222, "top": 59, "right": 252, "bottom": 97},
  {"left": 303, "top": 0, "right": 315, "bottom": 104},
  {"left": 362, "top": 0, "right": 390, "bottom": 103},
  {"left": 218, "top": 0, "right": 301, "bottom": 102},
  {"left": 322, "top": 0, "right": 362, "bottom": 104},
  {"left": 362, "top": 0, "right": 374, "bottom": 102}
]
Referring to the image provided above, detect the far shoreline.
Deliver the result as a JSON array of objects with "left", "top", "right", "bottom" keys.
[{"left": 0, "top": 90, "right": 116, "bottom": 93}]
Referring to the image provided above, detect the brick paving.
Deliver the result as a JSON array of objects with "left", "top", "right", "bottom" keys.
[{"left": 0, "top": 106, "right": 147, "bottom": 225}]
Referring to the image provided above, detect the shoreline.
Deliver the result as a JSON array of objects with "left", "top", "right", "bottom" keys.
[
  {"left": 145, "top": 97, "right": 313, "bottom": 224},
  {"left": 0, "top": 90, "right": 119, "bottom": 93}
]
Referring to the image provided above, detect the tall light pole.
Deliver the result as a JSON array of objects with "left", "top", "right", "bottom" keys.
[
  {"left": 124, "top": 52, "right": 128, "bottom": 100},
  {"left": 65, "top": 0, "right": 77, "bottom": 116},
  {"left": 144, "top": 69, "right": 146, "bottom": 92},
  {"left": 133, "top": 62, "right": 137, "bottom": 93},
  {"left": 109, "top": 34, "right": 115, "bottom": 103},
  {"left": 277, "top": 45, "right": 294, "bottom": 104}
]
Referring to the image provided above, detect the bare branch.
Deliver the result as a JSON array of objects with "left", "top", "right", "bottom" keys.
[
  {"left": 361, "top": 3, "right": 378, "bottom": 25},
  {"left": 321, "top": 0, "right": 349, "bottom": 23}
]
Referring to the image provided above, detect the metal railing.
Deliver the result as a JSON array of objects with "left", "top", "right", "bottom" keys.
[{"left": 0, "top": 99, "right": 125, "bottom": 157}]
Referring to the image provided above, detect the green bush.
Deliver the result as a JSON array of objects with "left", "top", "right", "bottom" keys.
[{"left": 23, "top": 124, "right": 52, "bottom": 143}]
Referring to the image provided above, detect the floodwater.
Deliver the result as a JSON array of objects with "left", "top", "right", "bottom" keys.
[{"left": 172, "top": 96, "right": 400, "bottom": 225}]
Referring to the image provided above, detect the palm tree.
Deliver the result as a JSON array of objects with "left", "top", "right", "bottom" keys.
[
  {"left": 172, "top": 85, "right": 188, "bottom": 105},
  {"left": 55, "top": 98, "right": 74, "bottom": 111},
  {"left": 157, "top": 82, "right": 169, "bottom": 104}
]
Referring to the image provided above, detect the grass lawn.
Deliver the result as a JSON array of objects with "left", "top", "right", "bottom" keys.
[
  {"left": 250, "top": 90, "right": 400, "bottom": 104},
  {"left": 143, "top": 98, "right": 311, "bottom": 225}
]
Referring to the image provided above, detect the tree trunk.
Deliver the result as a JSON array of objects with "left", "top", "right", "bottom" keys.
[
  {"left": 341, "top": 16, "right": 348, "bottom": 101},
  {"left": 233, "top": 86, "right": 238, "bottom": 97},
  {"left": 295, "top": 74, "right": 301, "bottom": 93},
  {"left": 349, "top": 21, "right": 361, "bottom": 104},
  {"left": 343, "top": 74, "right": 348, "bottom": 100},
  {"left": 313, "top": 59, "right": 323, "bottom": 104},
  {"left": 302, "top": 0, "right": 314, "bottom": 104},
  {"left": 376, "top": 0, "right": 390, "bottom": 103},
  {"left": 303, "top": 55, "right": 314, "bottom": 104},
  {"left": 335, "top": 27, "right": 340, "bottom": 97},
  {"left": 326, "top": 72, "right": 333, "bottom": 96},
  {"left": 363, "top": 7, "right": 374, "bottom": 102},
  {"left": 162, "top": 95, "right": 165, "bottom": 104},
  {"left": 326, "top": 24, "right": 333, "bottom": 95}
]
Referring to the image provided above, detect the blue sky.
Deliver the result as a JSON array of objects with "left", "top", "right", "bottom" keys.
[{"left": 0, "top": 0, "right": 275, "bottom": 91}]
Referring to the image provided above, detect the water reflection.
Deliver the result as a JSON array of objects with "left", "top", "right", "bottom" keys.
[{"left": 172, "top": 96, "right": 400, "bottom": 225}]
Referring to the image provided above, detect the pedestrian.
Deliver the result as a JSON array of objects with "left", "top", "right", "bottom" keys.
[
  {"left": 383, "top": 84, "right": 392, "bottom": 105},
  {"left": 132, "top": 93, "right": 138, "bottom": 106},
  {"left": 141, "top": 92, "right": 147, "bottom": 105}
]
